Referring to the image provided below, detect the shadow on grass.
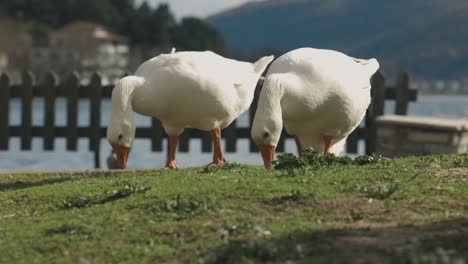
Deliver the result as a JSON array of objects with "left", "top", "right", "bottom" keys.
[
  {"left": 0, "top": 177, "right": 74, "bottom": 192},
  {"left": 205, "top": 218, "right": 468, "bottom": 264},
  {"left": 45, "top": 223, "right": 91, "bottom": 236},
  {"left": 57, "top": 185, "right": 150, "bottom": 209},
  {"left": 95, "top": 185, "right": 151, "bottom": 205}
]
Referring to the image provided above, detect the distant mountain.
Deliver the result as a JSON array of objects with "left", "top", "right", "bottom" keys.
[{"left": 208, "top": 0, "right": 468, "bottom": 80}]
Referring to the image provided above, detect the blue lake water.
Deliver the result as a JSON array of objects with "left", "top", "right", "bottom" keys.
[{"left": 1, "top": 95, "right": 467, "bottom": 169}]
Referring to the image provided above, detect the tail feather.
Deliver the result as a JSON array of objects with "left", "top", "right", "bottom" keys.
[
  {"left": 353, "top": 57, "right": 380, "bottom": 76},
  {"left": 365, "top": 58, "right": 380, "bottom": 74},
  {"left": 253, "top": 55, "right": 275, "bottom": 74}
]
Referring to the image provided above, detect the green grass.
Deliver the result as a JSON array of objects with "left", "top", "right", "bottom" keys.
[{"left": 0, "top": 154, "right": 467, "bottom": 263}]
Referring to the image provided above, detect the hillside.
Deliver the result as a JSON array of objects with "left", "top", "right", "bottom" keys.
[{"left": 208, "top": 0, "right": 468, "bottom": 80}]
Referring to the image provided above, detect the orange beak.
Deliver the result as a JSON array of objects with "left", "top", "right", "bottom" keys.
[
  {"left": 257, "top": 144, "right": 275, "bottom": 169},
  {"left": 112, "top": 144, "right": 130, "bottom": 169}
]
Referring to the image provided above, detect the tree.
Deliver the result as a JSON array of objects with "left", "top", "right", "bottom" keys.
[
  {"left": 1, "top": 1, "right": 225, "bottom": 53},
  {"left": 126, "top": 2, "right": 154, "bottom": 45},
  {"left": 125, "top": 3, "right": 175, "bottom": 49},
  {"left": 172, "top": 17, "right": 224, "bottom": 53},
  {"left": 153, "top": 4, "right": 175, "bottom": 49}
]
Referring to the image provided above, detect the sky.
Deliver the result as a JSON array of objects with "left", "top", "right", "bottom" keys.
[{"left": 137, "top": 0, "right": 262, "bottom": 19}]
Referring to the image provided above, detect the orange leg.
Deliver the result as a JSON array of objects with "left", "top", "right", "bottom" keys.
[
  {"left": 206, "top": 127, "right": 226, "bottom": 166},
  {"left": 294, "top": 136, "right": 303, "bottom": 157},
  {"left": 323, "top": 135, "right": 334, "bottom": 154},
  {"left": 165, "top": 135, "right": 178, "bottom": 169}
]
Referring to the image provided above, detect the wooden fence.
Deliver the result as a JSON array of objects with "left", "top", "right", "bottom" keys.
[{"left": 0, "top": 70, "right": 417, "bottom": 168}]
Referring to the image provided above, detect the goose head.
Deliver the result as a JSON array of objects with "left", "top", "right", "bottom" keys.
[
  {"left": 107, "top": 116, "right": 134, "bottom": 169},
  {"left": 251, "top": 112, "right": 282, "bottom": 169},
  {"left": 106, "top": 77, "right": 139, "bottom": 169},
  {"left": 251, "top": 74, "right": 284, "bottom": 169}
]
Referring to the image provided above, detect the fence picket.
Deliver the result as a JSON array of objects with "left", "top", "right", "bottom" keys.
[
  {"left": 201, "top": 131, "right": 212, "bottom": 152},
  {"left": 276, "top": 131, "right": 286, "bottom": 152},
  {"left": 249, "top": 86, "right": 261, "bottom": 152},
  {"left": 178, "top": 130, "right": 190, "bottom": 152},
  {"left": 43, "top": 72, "right": 58, "bottom": 150},
  {"left": 0, "top": 73, "right": 10, "bottom": 150},
  {"left": 371, "top": 71, "right": 386, "bottom": 116},
  {"left": 345, "top": 130, "right": 359, "bottom": 153},
  {"left": 21, "top": 71, "right": 34, "bottom": 150},
  {"left": 151, "top": 118, "right": 163, "bottom": 151},
  {"left": 66, "top": 72, "right": 80, "bottom": 151},
  {"left": 365, "top": 70, "right": 386, "bottom": 155},
  {"left": 89, "top": 73, "right": 102, "bottom": 168},
  {"left": 395, "top": 72, "right": 410, "bottom": 115},
  {"left": 224, "top": 121, "right": 237, "bottom": 152}
]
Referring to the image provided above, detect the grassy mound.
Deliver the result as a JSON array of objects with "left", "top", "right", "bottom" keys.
[{"left": 0, "top": 154, "right": 467, "bottom": 263}]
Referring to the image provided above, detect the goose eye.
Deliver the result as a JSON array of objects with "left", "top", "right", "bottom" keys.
[{"left": 263, "top": 132, "right": 269, "bottom": 139}]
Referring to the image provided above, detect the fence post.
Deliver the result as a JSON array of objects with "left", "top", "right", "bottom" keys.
[
  {"left": 395, "top": 72, "right": 410, "bottom": 115},
  {"left": 89, "top": 73, "right": 102, "bottom": 168},
  {"left": 21, "top": 71, "right": 34, "bottom": 150},
  {"left": 365, "top": 70, "right": 386, "bottom": 155},
  {"left": 66, "top": 72, "right": 80, "bottom": 151},
  {"left": 0, "top": 73, "right": 10, "bottom": 150},
  {"left": 42, "top": 72, "right": 58, "bottom": 150}
]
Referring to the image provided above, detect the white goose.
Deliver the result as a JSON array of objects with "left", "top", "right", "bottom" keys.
[
  {"left": 251, "top": 48, "right": 379, "bottom": 168},
  {"left": 107, "top": 50, "right": 274, "bottom": 169}
]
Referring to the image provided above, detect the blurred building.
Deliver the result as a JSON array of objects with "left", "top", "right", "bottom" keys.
[
  {"left": 30, "top": 21, "right": 129, "bottom": 83},
  {"left": 0, "top": 51, "right": 7, "bottom": 71},
  {"left": 0, "top": 17, "right": 33, "bottom": 81},
  {"left": 0, "top": 18, "right": 129, "bottom": 83}
]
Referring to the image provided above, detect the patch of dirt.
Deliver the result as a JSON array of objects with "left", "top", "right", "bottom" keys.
[
  {"left": 189, "top": 218, "right": 468, "bottom": 264},
  {"left": 434, "top": 168, "right": 468, "bottom": 183},
  {"left": 315, "top": 197, "right": 384, "bottom": 217},
  {"left": 261, "top": 195, "right": 467, "bottom": 229},
  {"left": 166, "top": 196, "right": 468, "bottom": 264},
  {"left": 417, "top": 165, "right": 468, "bottom": 183},
  {"left": 304, "top": 218, "right": 468, "bottom": 264}
]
